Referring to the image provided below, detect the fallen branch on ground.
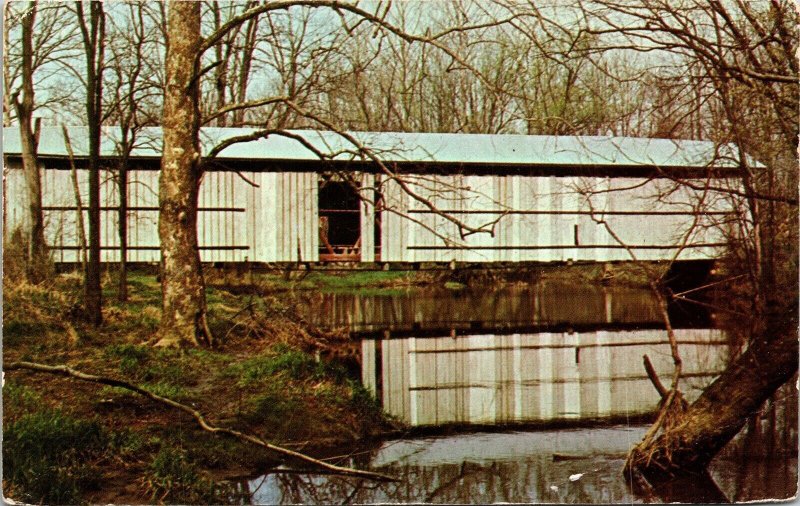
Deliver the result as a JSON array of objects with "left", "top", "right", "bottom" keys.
[{"left": 5, "top": 361, "right": 396, "bottom": 482}]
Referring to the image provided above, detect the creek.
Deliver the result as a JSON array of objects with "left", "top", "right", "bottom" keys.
[{"left": 245, "top": 281, "right": 797, "bottom": 503}]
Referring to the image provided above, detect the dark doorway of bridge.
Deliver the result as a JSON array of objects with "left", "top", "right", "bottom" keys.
[{"left": 319, "top": 176, "right": 361, "bottom": 261}]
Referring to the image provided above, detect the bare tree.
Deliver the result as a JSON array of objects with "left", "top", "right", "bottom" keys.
[
  {"left": 74, "top": 0, "right": 106, "bottom": 325},
  {"left": 154, "top": 0, "right": 525, "bottom": 346},
  {"left": 553, "top": 0, "right": 800, "bottom": 486},
  {"left": 4, "top": 2, "right": 47, "bottom": 282},
  {"left": 104, "top": 1, "right": 162, "bottom": 302}
]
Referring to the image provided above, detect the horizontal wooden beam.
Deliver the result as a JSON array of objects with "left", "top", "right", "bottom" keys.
[
  {"left": 408, "top": 243, "right": 726, "bottom": 250},
  {"left": 42, "top": 206, "right": 245, "bottom": 212},
  {"left": 49, "top": 245, "right": 250, "bottom": 251},
  {"left": 407, "top": 209, "right": 735, "bottom": 216}
]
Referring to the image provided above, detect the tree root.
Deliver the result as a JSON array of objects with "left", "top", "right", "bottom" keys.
[
  {"left": 624, "top": 388, "right": 687, "bottom": 475},
  {"left": 5, "top": 361, "right": 396, "bottom": 482}
]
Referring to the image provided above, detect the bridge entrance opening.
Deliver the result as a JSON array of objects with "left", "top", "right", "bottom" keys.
[{"left": 319, "top": 176, "right": 362, "bottom": 261}]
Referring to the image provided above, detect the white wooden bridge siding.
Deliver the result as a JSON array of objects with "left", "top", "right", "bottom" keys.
[
  {"left": 364, "top": 329, "right": 729, "bottom": 426},
  {"left": 3, "top": 166, "right": 318, "bottom": 263},
  {"left": 5, "top": 163, "right": 734, "bottom": 264},
  {"left": 379, "top": 174, "right": 736, "bottom": 263}
]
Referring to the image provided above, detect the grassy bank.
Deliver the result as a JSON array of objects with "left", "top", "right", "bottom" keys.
[
  {"left": 3, "top": 260, "right": 662, "bottom": 503},
  {"left": 205, "top": 260, "right": 662, "bottom": 296},
  {"left": 2, "top": 270, "right": 394, "bottom": 504}
]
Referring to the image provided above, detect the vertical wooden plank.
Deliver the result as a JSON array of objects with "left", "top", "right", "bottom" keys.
[
  {"left": 269, "top": 172, "right": 280, "bottom": 262},
  {"left": 101, "top": 168, "right": 119, "bottom": 263},
  {"left": 265, "top": 172, "right": 278, "bottom": 262},
  {"left": 536, "top": 177, "right": 551, "bottom": 262},
  {"left": 279, "top": 172, "right": 287, "bottom": 261},
  {"left": 537, "top": 332, "right": 554, "bottom": 419},
  {"left": 383, "top": 178, "right": 408, "bottom": 262},
  {"left": 228, "top": 172, "right": 234, "bottom": 262},
  {"left": 511, "top": 176, "right": 521, "bottom": 263},
  {"left": 146, "top": 169, "right": 160, "bottom": 263},
  {"left": 246, "top": 172, "right": 256, "bottom": 262},
  {"left": 289, "top": 172, "right": 295, "bottom": 261},
  {"left": 408, "top": 337, "right": 418, "bottom": 425},
  {"left": 226, "top": 171, "right": 234, "bottom": 262},
  {"left": 361, "top": 339, "right": 377, "bottom": 395},
  {"left": 229, "top": 171, "right": 238, "bottom": 262},
  {"left": 299, "top": 172, "right": 308, "bottom": 262},
  {"left": 197, "top": 172, "right": 206, "bottom": 263},
  {"left": 564, "top": 176, "right": 580, "bottom": 262},
  {"left": 308, "top": 172, "right": 319, "bottom": 262},
  {"left": 284, "top": 171, "right": 292, "bottom": 261},
  {"left": 360, "top": 173, "right": 375, "bottom": 262},
  {"left": 250, "top": 171, "right": 260, "bottom": 262},
  {"left": 304, "top": 172, "right": 312, "bottom": 261},
  {"left": 4, "top": 166, "right": 24, "bottom": 240}
]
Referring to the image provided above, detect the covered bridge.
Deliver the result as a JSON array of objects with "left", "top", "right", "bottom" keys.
[{"left": 3, "top": 127, "right": 743, "bottom": 264}]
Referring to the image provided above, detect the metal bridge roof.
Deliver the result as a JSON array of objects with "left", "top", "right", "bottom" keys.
[{"left": 3, "top": 126, "right": 749, "bottom": 169}]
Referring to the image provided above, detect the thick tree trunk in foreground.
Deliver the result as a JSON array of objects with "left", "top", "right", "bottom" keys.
[
  {"left": 15, "top": 3, "right": 48, "bottom": 282},
  {"left": 157, "top": 1, "right": 211, "bottom": 347},
  {"left": 626, "top": 323, "right": 798, "bottom": 482}
]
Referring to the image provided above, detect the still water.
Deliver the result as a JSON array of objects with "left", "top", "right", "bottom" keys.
[{"left": 248, "top": 283, "right": 797, "bottom": 503}]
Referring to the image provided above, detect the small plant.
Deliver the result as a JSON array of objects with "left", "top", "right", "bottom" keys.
[
  {"left": 105, "top": 343, "right": 151, "bottom": 376},
  {"left": 108, "top": 429, "right": 146, "bottom": 457},
  {"left": 2, "top": 381, "right": 42, "bottom": 417},
  {"left": 235, "top": 344, "right": 325, "bottom": 386},
  {"left": 144, "top": 381, "right": 190, "bottom": 401},
  {"left": 348, "top": 380, "right": 382, "bottom": 416},
  {"left": 143, "top": 446, "right": 232, "bottom": 504}
]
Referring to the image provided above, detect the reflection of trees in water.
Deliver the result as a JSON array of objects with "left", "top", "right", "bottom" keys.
[
  {"left": 714, "top": 380, "right": 798, "bottom": 502},
  {"left": 246, "top": 456, "right": 640, "bottom": 504},
  {"left": 241, "top": 384, "right": 796, "bottom": 505}
]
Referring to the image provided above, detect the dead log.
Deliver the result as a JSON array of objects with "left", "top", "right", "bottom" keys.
[{"left": 625, "top": 329, "right": 797, "bottom": 481}]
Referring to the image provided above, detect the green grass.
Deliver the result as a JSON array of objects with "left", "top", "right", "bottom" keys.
[
  {"left": 240, "top": 386, "right": 306, "bottom": 434},
  {"left": 3, "top": 409, "right": 107, "bottom": 505},
  {"left": 239, "top": 269, "right": 426, "bottom": 294},
  {"left": 3, "top": 320, "right": 63, "bottom": 347},
  {"left": 3, "top": 381, "right": 42, "bottom": 414},
  {"left": 3, "top": 267, "right": 395, "bottom": 503},
  {"left": 232, "top": 344, "right": 326, "bottom": 386},
  {"left": 443, "top": 281, "right": 468, "bottom": 291},
  {"left": 143, "top": 446, "right": 234, "bottom": 504}
]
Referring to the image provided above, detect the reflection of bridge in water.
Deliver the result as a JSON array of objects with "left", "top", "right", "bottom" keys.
[
  {"left": 303, "top": 281, "right": 712, "bottom": 337},
  {"left": 301, "top": 281, "right": 730, "bottom": 427},
  {"left": 361, "top": 328, "right": 729, "bottom": 426}
]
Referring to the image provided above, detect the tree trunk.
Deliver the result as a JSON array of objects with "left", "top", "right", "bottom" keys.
[
  {"left": 118, "top": 155, "right": 128, "bottom": 302},
  {"left": 77, "top": 0, "right": 105, "bottom": 326},
  {"left": 626, "top": 322, "right": 798, "bottom": 482},
  {"left": 62, "top": 125, "right": 88, "bottom": 270},
  {"left": 157, "top": 0, "right": 211, "bottom": 347},
  {"left": 15, "top": 3, "right": 48, "bottom": 282}
]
